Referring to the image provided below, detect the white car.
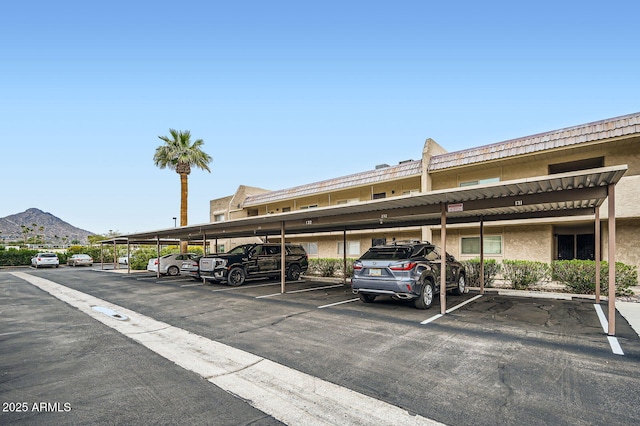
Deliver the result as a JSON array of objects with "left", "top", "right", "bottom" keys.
[
  {"left": 31, "top": 253, "right": 60, "bottom": 268},
  {"left": 147, "top": 253, "right": 199, "bottom": 276}
]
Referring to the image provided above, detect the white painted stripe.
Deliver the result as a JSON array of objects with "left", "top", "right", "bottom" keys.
[
  {"left": 208, "top": 282, "right": 282, "bottom": 292},
  {"left": 593, "top": 304, "right": 625, "bottom": 356},
  {"left": 420, "top": 314, "right": 443, "bottom": 325},
  {"left": 607, "top": 336, "right": 625, "bottom": 355},
  {"left": 420, "top": 295, "right": 483, "bottom": 324},
  {"left": 256, "top": 284, "right": 343, "bottom": 299},
  {"left": 318, "top": 298, "right": 360, "bottom": 309},
  {"left": 180, "top": 283, "right": 203, "bottom": 287},
  {"left": 594, "top": 304, "right": 609, "bottom": 333},
  {"left": 12, "top": 272, "right": 444, "bottom": 425},
  {"left": 445, "top": 294, "right": 483, "bottom": 313}
]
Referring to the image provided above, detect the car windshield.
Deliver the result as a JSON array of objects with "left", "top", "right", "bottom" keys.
[
  {"left": 360, "top": 247, "right": 413, "bottom": 260},
  {"left": 41, "top": 253, "right": 57, "bottom": 258}
]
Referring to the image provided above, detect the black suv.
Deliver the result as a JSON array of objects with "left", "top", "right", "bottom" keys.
[
  {"left": 351, "top": 241, "right": 466, "bottom": 309},
  {"left": 198, "top": 243, "right": 309, "bottom": 286}
]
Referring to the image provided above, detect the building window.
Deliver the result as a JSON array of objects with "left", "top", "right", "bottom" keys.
[
  {"left": 337, "top": 198, "right": 359, "bottom": 205},
  {"left": 372, "top": 238, "right": 386, "bottom": 247},
  {"left": 401, "top": 189, "right": 420, "bottom": 195},
  {"left": 461, "top": 236, "right": 502, "bottom": 255},
  {"left": 282, "top": 207, "right": 291, "bottom": 212},
  {"left": 299, "top": 204, "right": 318, "bottom": 210},
  {"left": 557, "top": 234, "right": 594, "bottom": 260},
  {"left": 372, "top": 192, "right": 386, "bottom": 199},
  {"left": 213, "top": 214, "right": 225, "bottom": 222},
  {"left": 549, "top": 157, "right": 604, "bottom": 174},
  {"left": 460, "top": 178, "right": 499, "bottom": 187},
  {"left": 338, "top": 241, "right": 361, "bottom": 256},
  {"left": 301, "top": 242, "right": 318, "bottom": 256}
]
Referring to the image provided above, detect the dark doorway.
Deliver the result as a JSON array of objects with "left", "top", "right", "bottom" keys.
[{"left": 556, "top": 233, "right": 595, "bottom": 260}]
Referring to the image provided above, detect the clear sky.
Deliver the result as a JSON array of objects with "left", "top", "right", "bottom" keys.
[{"left": 1, "top": 0, "right": 639, "bottom": 235}]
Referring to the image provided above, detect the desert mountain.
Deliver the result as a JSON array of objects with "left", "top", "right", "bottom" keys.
[{"left": 0, "top": 208, "right": 94, "bottom": 245}]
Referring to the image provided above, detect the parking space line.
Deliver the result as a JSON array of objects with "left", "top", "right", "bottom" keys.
[
  {"left": 208, "top": 282, "right": 283, "bottom": 292},
  {"left": 318, "top": 298, "right": 360, "bottom": 309},
  {"left": 594, "top": 304, "right": 624, "bottom": 355},
  {"left": 12, "top": 271, "right": 443, "bottom": 425},
  {"left": 180, "top": 283, "right": 203, "bottom": 287},
  {"left": 256, "top": 284, "right": 344, "bottom": 299},
  {"left": 420, "top": 294, "right": 483, "bottom": 325}
]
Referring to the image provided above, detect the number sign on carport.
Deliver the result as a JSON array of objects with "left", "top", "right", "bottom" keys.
[{"left": 104, "top": 165, "right": 627, "bottom": 336}]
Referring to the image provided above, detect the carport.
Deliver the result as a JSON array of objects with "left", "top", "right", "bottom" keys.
[{"left": 107, "top": 165, "right": 627, "bottom": 335}]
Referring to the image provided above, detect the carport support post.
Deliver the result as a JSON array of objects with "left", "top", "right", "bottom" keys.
[
  {"left": 480, "top": 217, "right": 485, "bottom": 294},
  {"left": 607, "top": 184, "right": 616, "bottom": 336},
  {"left": 280, "top": 221, "right": 286, "bottom": 294},
  {"left": 156, "top": 236, "right": 160, "bottom": 279},
  {"left": 113, "top": 240, "right": 117, "bottom": 270},
  {"left": 343, "top": 230, "right": 347, "bottom": 286},
  {"left": 595, "top": 208, "right": 601, "bottom": 303},
  {"left": 440, "top": 203, "right": 447, "bottom": 315}
]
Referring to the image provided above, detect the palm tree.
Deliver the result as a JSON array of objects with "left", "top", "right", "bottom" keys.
[{"left": 154, "top": 129, "right": 212, "bottom": 250}]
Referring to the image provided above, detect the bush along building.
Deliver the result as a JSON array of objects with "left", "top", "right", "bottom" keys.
[{"left": 209, "top": 112, "right": 640, "bottom": 282}]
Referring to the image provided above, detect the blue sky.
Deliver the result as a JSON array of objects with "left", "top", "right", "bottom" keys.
[{"left": 1, "top": 0, "right": 639, "bottom": 235}]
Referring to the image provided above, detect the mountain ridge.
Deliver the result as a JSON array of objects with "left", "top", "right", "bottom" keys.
[{"left": 0, "top": 208, "right": 95, "bottom": 245}]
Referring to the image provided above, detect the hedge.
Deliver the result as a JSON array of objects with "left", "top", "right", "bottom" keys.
[
  {"left": 502, "top": 260, "right": 550, "bottom": 290},
  {"left": 461, "top": 258, "right": 501, "bottom": 288},
  {"left": 552, "top": 260, "right": 637, "bottom": 296}
]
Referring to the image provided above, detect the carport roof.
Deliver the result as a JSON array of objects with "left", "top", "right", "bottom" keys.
[{"left": 111, "top": 165, "right": 627, "bottom": 243}]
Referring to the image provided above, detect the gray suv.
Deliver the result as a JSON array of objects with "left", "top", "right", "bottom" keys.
[{"left": 351, "top": 241, "right": 466, "bottom": 309}]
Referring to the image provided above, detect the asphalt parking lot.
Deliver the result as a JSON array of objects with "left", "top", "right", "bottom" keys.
[{"left": 2, "top": 266, "right": 640, "bottom": 425}]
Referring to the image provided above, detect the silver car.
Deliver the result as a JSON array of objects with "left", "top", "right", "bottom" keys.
[
  {"left": 147, "top": 253, "right": 199, "bottom": 276},
  {"left": 67, "top": 254, "right": 93, "bottom": 267}
]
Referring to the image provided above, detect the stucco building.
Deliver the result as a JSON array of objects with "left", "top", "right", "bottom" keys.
[{"left": 209, "top": 112, "right": 640, "bottom": 275}]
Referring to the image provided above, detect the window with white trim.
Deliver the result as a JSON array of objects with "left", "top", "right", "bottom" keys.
[
  {"left": 459, "top": 177, "right": 499, "bottom": 187},
  {"left": 461, "top": 236, "right": 502, "bottom": 255},
  {"left": 301, "top": 242, "right": 318, "bottom": 256},
  {"left": 337, "top": 241, "right": 361, "bottom": 256}
]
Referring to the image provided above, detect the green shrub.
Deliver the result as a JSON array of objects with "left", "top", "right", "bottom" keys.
[
  {"left": 462, "top": 258, "right": 501, "bottom": 287},
  {"left": 0, "top": 249, "right": 38, "bottom": 266},
  {"left": 552, "top": 260, "right": 637, "bottom": 296},
  {"left": 307, "top": 258, "right": 356, "bottom": 277},
  {"left": 502, "top": 260, "right": 550, "bottom": 290}
]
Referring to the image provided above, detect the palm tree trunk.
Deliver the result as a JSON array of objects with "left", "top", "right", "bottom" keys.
[{"left": 180, "top": 172, "right": 188, "bottom": 253}]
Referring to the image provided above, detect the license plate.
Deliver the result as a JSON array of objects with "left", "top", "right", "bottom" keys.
[{"left": 369, "top": 268, "right": 382, "bottom": 276}]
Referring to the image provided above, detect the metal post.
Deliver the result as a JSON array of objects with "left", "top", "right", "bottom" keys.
[
  {"left": 440, "top": 203, "right": 447, "bottom": 314},
  {"left": 343, "top": 229, "right": 347, "bottom": 286},
  {"left": 479, "top": 217, "right": 485, "bottom": 295},
  {"left": 281, "top": 221, "right": 286, "bottom": 294},
  {"left": 595, "top": 207, "right": 601, "bottom": 303},
  {"left": 156, "top": 236, "right": 160, "bottom": 279},
  {"left": 607, "top": 184, "right": 616, "bottom": 336}
]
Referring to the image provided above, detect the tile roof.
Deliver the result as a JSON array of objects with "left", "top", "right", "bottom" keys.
[
  {"left": 429, "top": 112, "right": 640, "bottom": 171},
  {"left": 243, "top": 160, "right": 422, "bottom": 206}
]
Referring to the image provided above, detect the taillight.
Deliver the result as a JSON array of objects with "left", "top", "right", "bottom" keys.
[
  {"left": 353, "top": 261, "right": 363, "bottom": 270},
  {"left": 154, "top": 260, "right": 159, "bottom": 265},
  {"left": 390, "top": 262, "right": 416, "bottom": 271}
]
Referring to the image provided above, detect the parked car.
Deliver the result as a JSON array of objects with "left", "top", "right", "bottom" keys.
[
  {"left": 199, "top": 243, "right": 308, "bottom": 286},
  {"left": 180, "top": 256, "right": 202, "bottom": 281},
  {"left": 31, "top": 253, "right": 60, "bottom": 268},
  {"left": 67, "top": 254, "right": 93, "bottom": 267},
  {"left": 351, "top": 241, "right": 466, "bottom": 309},
  {"left": 118, "top": 256, "right": 131, "bottom": 265},
  {"left": 147, "top": 253, "right": 199, "bottom": 276}
]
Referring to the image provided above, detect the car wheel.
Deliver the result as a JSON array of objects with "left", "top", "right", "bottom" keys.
[
  {"left": 34, "top": 263, "right": 38, "bottom": 269},
  {"left": 414, "top": 281, "right": 434, "bottom": 309},
  {"left": 287, "top": 264, "right": 302, "bottom": 281},
  {"left": 359, "top": 293, "right": 376, "bottom": 303},
  {"left": 227, "top": 267, "right": 246, "bottom": 286},
  {"left": 452, "top": 274, "right": 466, "bottom": 296},
  {"left": 55, "top": 264, "right": 59, "bottom": 268},
  {"left": 167, "top": 266, "right": 180, "bottom": 276}
]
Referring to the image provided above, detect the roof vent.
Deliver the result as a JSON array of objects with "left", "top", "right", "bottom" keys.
[
  {"left": 399, "top": 159, "right": 413, "bottom": 164},
  {"left": 375, "top": 164, "right": 390, "bottom": 169}
]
